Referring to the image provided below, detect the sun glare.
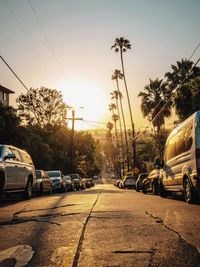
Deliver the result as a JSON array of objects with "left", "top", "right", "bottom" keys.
[{"left": 58, "top": 79, "right": 108, "bottom": 130}]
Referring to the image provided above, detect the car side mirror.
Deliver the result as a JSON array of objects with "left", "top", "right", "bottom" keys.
[{"left": 154, "top": 158, "right": 163, "bottom": 169}]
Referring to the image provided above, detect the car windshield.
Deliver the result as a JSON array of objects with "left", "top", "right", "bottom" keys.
[
  {"left": 0, "top": 145, "right": 3, "bottom": 157},
  {"left": 64, "top": 176, "right": 71, "bottom": 180},
  {"left": 69, "top": 174, "right": 79, "bottom": 179},
  {"left": 35, "top": 170, "right": 42, "bottom": 179},
  {"left": 47, "top": 171, "right": 60, "bottom": 177},
  {"left": 126, "top": 176, "right": 134, "bottom": 181}
]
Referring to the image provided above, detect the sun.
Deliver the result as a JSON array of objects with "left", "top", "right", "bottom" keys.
[{"left": 58, "top": 79, "right": 109, "bottom": 130}]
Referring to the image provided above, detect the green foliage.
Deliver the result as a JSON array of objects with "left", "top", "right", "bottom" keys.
[
  {"left": 138, "top": 78, "right": 171, "bottom": 133},
  {"left": 16, "top": 87, "right": 68, "bottom": 128},
  {"left": 173, "top": 76, "right": 200, "bottom": 121},
  {"left": 0, "top": 104, "right": 21, "bottom": 145}
]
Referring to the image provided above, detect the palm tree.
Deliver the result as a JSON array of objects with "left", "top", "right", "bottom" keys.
[
  {"left": 109, "top": 103, "right": 119, "bottom": 147},
  {"left": 111, "top": 88, "right": 127, "bottom": 173},
  {"left": 165, "top": 59, "right": 200, "bottom": 90},
  {"left": 111, "top": 37, "right": 136, "bottom": 168},
  {"left": 138, "top": 78, "right": 171, "bottom": 133}
]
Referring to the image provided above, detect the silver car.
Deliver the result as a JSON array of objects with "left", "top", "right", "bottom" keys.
[
  {"left": 34, "top": 170, "right": 53, "bottom": 195},
  {"left": 0, "top": 144, "right": 36, "bottom": 199},
  {"left": 47, "top": 170, "right": 66, "bottom": 193}
]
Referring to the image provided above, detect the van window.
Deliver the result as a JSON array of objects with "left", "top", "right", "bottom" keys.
[
  {"left": 4, "top": 147, "right": 14, "bottom": 159},
  {"left": 21, "top": 151, "right": 33, "bottom": 165},
  {"left": 12, "top": 148, "right": 22, "bottom": 162},
  {"left": 165, "top": 122, "right": 193, "bottom": 161}
]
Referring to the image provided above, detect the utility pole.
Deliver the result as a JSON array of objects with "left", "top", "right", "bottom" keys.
[{"left": 67, "top": 109, "right": 83, "bottom": 173}]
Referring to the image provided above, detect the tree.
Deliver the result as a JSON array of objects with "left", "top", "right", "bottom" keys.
[
  {"left": 16, "top": 87, "right": 68, "bottom": 128},
  {"left": 0, "top": 104, "right": 21, "bottom": 145},
  {"left": 173, "top": 76, "right": 200, "bottom": 121},
  {"left": 109, "top": 103, "right": 119, "bottom": 147},
  {"left": 111, "top": 37, "right": 136, "bottom": 168},
  {"left": 111, "top": 70, "right": 130, "bottom": 171},
  {"left": 138, "top": 78, "right": 171, "bottom": 133},
  {"left": 165, "top": 59, "right": 200, "bottom": 90}
]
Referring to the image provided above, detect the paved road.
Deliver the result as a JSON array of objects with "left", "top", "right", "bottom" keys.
[{"left": 0, "top": 181, "right": 200, "bottom": 266}]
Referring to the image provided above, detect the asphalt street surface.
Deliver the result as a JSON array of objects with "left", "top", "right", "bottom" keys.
[{"left": 1, "top": 179, "right": 200, "bottom": 267}]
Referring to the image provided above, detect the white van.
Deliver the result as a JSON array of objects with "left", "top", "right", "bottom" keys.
[
  {"left": 159, "top": 110, "right": 200, "bottom": 203},
  {"left": 0, "top": 145, "right": 36, "bottom": 199}
]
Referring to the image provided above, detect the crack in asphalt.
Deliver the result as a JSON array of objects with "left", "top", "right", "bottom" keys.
[
  {"left": 72, "top": 190, "right": 103, "bottom": 267},
  {"left": 13, "top": 204, "right": 77, "bottom": 215},
  {"left": 112, "top": 249, "right": 155, "bottom": 254},
  {"left": 0, "top": 212, "right": 81, "bottom": 226},
  {"left": 146, "top": 210, "right": 200, "bottom": 265}
]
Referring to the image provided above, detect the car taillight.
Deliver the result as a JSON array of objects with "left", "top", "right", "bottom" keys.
[{"left": 196, "top": 148, "right": 200, "bottom": 174}]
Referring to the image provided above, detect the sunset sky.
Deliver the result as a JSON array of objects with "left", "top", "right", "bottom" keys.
[{"left": 0, "top": 0, "right": 200, "bottom": 130}]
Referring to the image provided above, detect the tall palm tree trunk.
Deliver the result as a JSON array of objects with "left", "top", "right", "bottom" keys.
[
  {"left": 120, "top": 50, "right": 136, "bottom": 168},
  {"left": 116, "top": 78, "right": 130, "bottom": 172},
  {"left": 115, "top": 97, "right": 125, "bottom": 176}
]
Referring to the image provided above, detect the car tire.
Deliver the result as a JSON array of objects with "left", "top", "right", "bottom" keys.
[
  {"left": 142, "top": 183, "right": 147, "bottom": 194},
  {"left": 0, "top": 173, "right": 5, "bottom": 196},
  {"left": 183, "top": 178, "right": 198, "bottom": 204},
  {"left": 38, "top": 183, "right": 43, "bottom": 196},
  {"left": 48, "top": 185, "right": 53, "bottom": 195},
  {"left": 22, "top": 178, "right": 32, "bottom": 200},
  {"left": 152, "top": 181, "right": 158, "bottom": 195},
  {"left": 159, "top": 181, "right": 167, "bottom": 198}
]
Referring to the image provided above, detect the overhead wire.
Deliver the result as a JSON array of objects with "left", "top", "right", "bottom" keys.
[{"left": 4, "top": 0, "right": 58, "bottom": 89}]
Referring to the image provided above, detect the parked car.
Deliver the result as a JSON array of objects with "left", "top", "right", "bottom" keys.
[
  {"left": 142, "top": 169, "right": 160, "bottom": 195},
  {"left": 135, "top": 173, "right": 148, "bottom": 191},
  {"left": 158, "top": 110, "right": 200, "bottom": 203},
  {"left": 67, "top": 174, "right": 85, "bottom": 190},
  {"left": 63, "top": 175, "right": 74, "bottom": 191},
  {"left": 46, "top": 170, "right": 66, "bottom": 193},
  {"left": 0, "top": 144, "right": 36, "bottom": 199},
  {"left": 120, "top": 175, "right": 137, "bottom": 189},
  {"left": 34, "top": 170, "right": 53, "bottom": 195},
  {"left": 114, "top": 178, "right": 122, "bottom": 188},
  {"left": 84, "top": 178, "right": 94, "bottom": 188}
]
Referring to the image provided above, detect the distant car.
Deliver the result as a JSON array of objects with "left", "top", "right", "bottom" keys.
[
  {"left": 110, "top": 174, "right": 116, "bottom": 179},
  {"left": 135, "top": 173, "right": 149, "bottom": 192},
  {"left": 46, "top": 170, "right": 66, "bottom": 193},
  {"left": 142, "top": 169, "right": 160, "bottom": 195},
  {"left": 34, "top": 170, "right": 53, "bottom": 195},
  {"left": 93, "top": 175, "right": 99, "bottom": 179},
  {"left": 114, "top": 178, "right": 122, "bottom": 187},
  {"left": 0, "top": 144, "right": 36, "bottom": 199},
  {"left": 63, "top": 175, "right": 74, "bottom": 191},
  {"left": 83, "top": 178, "right": 92, "bottom": 188},
  {"left": 67, "top": 174, "right": 85, "bottom": 190},
  {"left": 120, "top": 176, "right": 137, "bottom": 189}
]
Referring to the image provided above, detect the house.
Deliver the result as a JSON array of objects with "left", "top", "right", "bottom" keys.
[{"left": 0, "top": 85, "right": 14, "bottom": 106}]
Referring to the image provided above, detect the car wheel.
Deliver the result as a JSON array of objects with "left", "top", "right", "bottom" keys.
[
  {"left": 159, "top": 181, "right": 167, "bottom": 198},
  {"left": 152, "top": 182, "right": 158, "bottom": 195},
  {"left": 0, "top": 173, "right": 5, "bottom": 196},
  {"left": 184, "top": 178, "right": 198, "bottom": 204},
  {"left": 48, "top": 185, "right": 53, "bottom": 195},
  {"left": 38, "top": 183, "right": 43, "bottom": 196},
  {"left": 142, "top": 183, "right": 147, "bottom": 194},
  {"left": 22, "top": 178, "right": 32, "bottom": 199}
]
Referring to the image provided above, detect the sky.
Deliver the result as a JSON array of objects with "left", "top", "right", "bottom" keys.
[{"left": 0, "top": 0, "right": 200, "bottom": 130}]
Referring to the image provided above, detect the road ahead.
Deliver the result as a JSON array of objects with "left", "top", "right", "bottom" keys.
[{"left": 1, "top": 180, "right": 200, "bottom": 267}]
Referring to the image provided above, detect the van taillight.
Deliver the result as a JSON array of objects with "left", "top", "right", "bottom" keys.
[{"left": 196, "top": 148, "right": 200, "bottom": 174}]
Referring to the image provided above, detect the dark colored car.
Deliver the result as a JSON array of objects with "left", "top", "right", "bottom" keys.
[
  {"left": 67, "top": 174, "right": 85, "bottom": 190},
  {"left": 135, "top": 173, "right": 149, "bottom": 192},
  {"left": 120, "top": 176, "right": 137, "bottom": 189},
  {"left": 63, "top": 175, "right": 74, "bottom": 191},
  {"left": 34, "top": 170, "right": 53, "bottom": 195},
  {"left": 46, "top": 170, "right": 66, "bottom": 193},
  {"left": 142, "top": 169, "right": 160, "bottom": 195}
]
